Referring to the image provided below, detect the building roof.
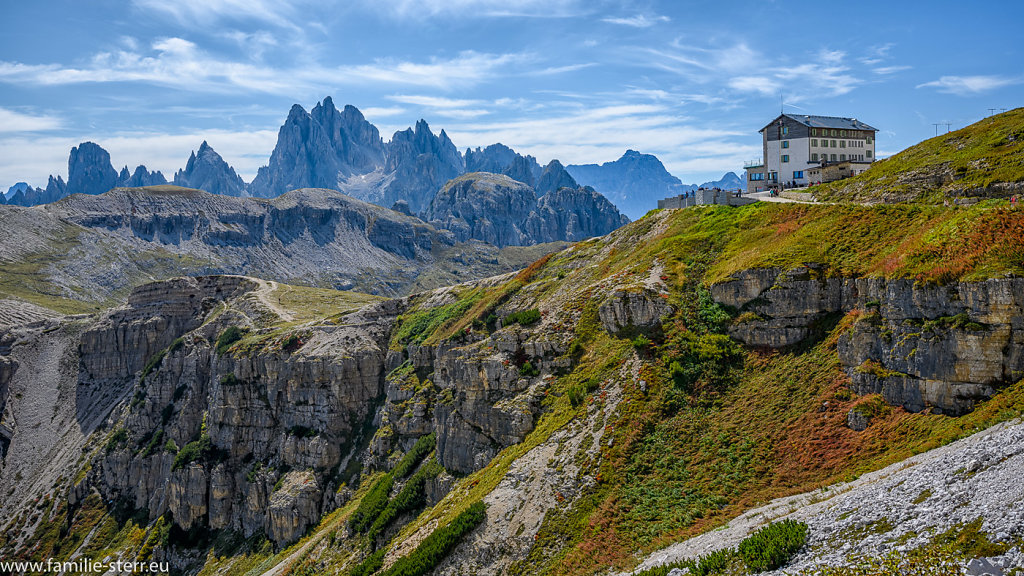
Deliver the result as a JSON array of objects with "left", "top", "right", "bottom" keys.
[{"left": 760, "top": 114, "right": 877, "bottom": 132}]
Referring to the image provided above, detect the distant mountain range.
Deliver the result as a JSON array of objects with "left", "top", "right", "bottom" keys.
[
  {"left": 566, "top": 150, "right": 742, "bottom": 219},
  {"left": 2, "top": 97, "right": 736, "bottom": 223}
]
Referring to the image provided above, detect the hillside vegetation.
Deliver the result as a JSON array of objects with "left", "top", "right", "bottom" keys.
[
  {"left": 3, "top": 198, "right": 1024, "bottom": 576},
  {"left": 813, "top": 107, "right": 1024, "bottom": 204}
]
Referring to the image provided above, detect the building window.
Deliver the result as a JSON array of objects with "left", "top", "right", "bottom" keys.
[
  {"left": 811, "top": 138, "right": 818, "bottom": 146},
  {"left": 782, "top": 155, "right": 790, "bottom": 163},
  {"left": 812, "top": 129, "right": 817, "bottom": 136},
  {"left": 831, "top": 154, "right": 837, "bottom": 161},
  {"left": 840, "top": 130, "right": 847, "bottom": 137},
  {"left": 831, "top": 140, "right": 837, "bottom": 147},
  {"left": 840, "top": 154, "right": 846, "bottom": 161},
  {"left": 793, "top": 171, "right": 804, "bottom": 179},
  {"left": 866, "top": 150, "right": 872, "bottom": 158},
  {"left": 782, "top": 126, "right": 789, "bottom": 135},
  {"left": 840, "top": 140, "right": 846, "bottom": 148},
  {"left": 811, "top": 153, "right": 819, "bottom": 161},
  {"left": 867, "top": 136, "right": 873, "bottom": 143},
  {"left": 831, "top": 129, "right": 837, "bottom": 136},
  {"left": 782, "top": 140, "right": 789, "bottom": 149}
]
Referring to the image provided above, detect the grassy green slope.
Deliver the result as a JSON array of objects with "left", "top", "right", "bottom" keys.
[
  {"left": 813, "top": 107, "right": 1024, "bottom": 204},
  {"left": 365, "top": 202, "right": 1024, "bottom": 576},
  {"left": 11, "top": 200, "right": 1024, "bottom": 576}
]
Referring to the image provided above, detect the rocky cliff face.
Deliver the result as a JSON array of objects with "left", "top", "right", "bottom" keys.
[
  {"left": 86, "top": 276, "right": 388, "bottom": 544},
  {"left": 68, "top": 142, "right": 119, "bottom": 198},
  {"left": 383, "top": 120, "right": 465, "bottom": 214},
  {"left": 64, "top": 273, "right": 571, "bottom": 547},
  {"left": 248, "top": 99, "right": 467, "bottom": 214},
  {"left": 711, "top": 266, "right": 1024, "bottom": 415},
  {"left": 121, "top": 165, "right": 168, "bottom": 188},
  {"left": 40, "top": 186, "right": 452, "bottom": 297},
  {"left": 425, "top": 173, "right": 538, "bottom": 247},
  {"left": 173, "top": 141, "right": 246, "bottom": 197},
  {"left": 526, "top": 185, "right": 630, "bottom": 243},
  {"left": 535, "top": 160, "right": 579, "bottom": 197},
  {"left": 426, "top": 173, "right": 628, "bottom": 247},
  {"left": 465, "top": 144, "right": 543, "bottom": 189},
  {"left": 248, "top": 98, "right": 386, "bottom": 199}
]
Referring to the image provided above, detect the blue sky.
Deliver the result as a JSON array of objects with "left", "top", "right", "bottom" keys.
[{"left": 1, "top": 0, "right": 1022, "bottom": 189}]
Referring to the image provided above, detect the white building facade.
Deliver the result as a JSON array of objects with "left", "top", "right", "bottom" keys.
[{"left": 757, "top": 114, "right": 878, "bottom": 188}]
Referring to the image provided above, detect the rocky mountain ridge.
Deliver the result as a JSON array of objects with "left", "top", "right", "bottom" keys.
[
  {"left": 424, "top": 172, "right": 628, "bottom": 247},
  {"left": 6, "top": 98, "right": 699, "bottom": 234},
  {"left": 566, "top": 150, "right": 743, "bottom": 219},
  {"left": 174, "top": 141, "right": 247, "bottom": 197},
  {"left": 0, "top": 185, "right": 567, "bottom": 310}
]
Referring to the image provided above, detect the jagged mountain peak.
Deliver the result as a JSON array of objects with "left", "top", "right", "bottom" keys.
[
  {"left": 536, "top": 159, "right": 579, "bottom": 196},
  {"left": 174, "top": 141, "right": 245, "bottom": 197}
]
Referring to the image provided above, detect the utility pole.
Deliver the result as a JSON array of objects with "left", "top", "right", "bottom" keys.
[
  {"left": 944, "top": 122, "right": 952, "bottom": 133},
  {"left": 989, "top": 108, "right": 998, "bottom": 116},
  {"left": 933, "top": 123, "right": 942, "bottom": 136}
]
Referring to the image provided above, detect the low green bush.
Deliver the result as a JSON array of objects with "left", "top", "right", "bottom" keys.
[
  {"left": 393, "top": 434, "right": 436, "bottom": 479},
  {"left": 368, "top": 459, "right": 443, "bottom": 542},
  {"left": 349, "top": 474, "right": 395, "bottom": 534},
  {"left": 140, "top": 349, "right": 166, "bottom": 381},
  {"left": 504, "top": 308, "right": 541, "bottom": 327},
  {"left": 216, "top": 326, "right": 247, "bottom": 355},
  {"left": 282, "top": 333, "right": 302, "bottom": 352},
  {"left": 738, "top": 519, "right": 808, "bottom": 572},
  {"left": 172, "top": 433, "right": 225, "bottom": 470},
  {"left": 139, "top": 429, "right": 164, "bottom": 458},
  {"left": 105, "top": 428, "right": 129, "bottom": 453},
  {"left": 632, "top": 335, "right": 652, "bottom": 350},
  {"left": 349, "top": 549, "right": 385, "bottom": 576},
  {"left": 379, "top": 500, "right": 486, "bottom": 576},
  {"left": 519, "top": 361, "right": 540, "bottom": 377}
]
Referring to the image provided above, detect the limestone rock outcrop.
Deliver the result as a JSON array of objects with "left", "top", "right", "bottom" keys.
[
  {"left": 465, "top": 143, "right": 542, "bottom": 189},
  {"left": 598, "top": 288, "right": 674, "bottom": 337},
  {"left": 79, "top": 274, "right": 573, "bottom": 546},
  {"left": 426, "top": 172, "right": 628, "bottom": 247},
  {"left": 425, "top": 173, "right": 537, "bottom": 247},
  {"left": 711, "top": 266, "right": 1024, "bottom": 414}
]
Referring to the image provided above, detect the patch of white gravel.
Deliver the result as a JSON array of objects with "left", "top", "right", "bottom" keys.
[{"left": 629, "top": 419, "right": 1024, "bottom": 575}]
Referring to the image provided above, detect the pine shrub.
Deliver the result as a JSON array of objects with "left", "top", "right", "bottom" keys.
[{"left": 737, "top": 519, "right": 808, "bottom": 571}]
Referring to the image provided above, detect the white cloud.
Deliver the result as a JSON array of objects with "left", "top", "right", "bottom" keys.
[
  {"left": 728, "top": 76, "right": 781, "bottom": 97},
  {"left": 0, "top": 108, "right": 62, "bottom": 133},
  {"left": 337, "top": 51, "right": 530, "bottom": 90},
  {"left": 873, "top": 65, "right": 911, "bottom": 75},
  {"left": 917, "top": 75, "right": 1020, "bottom": 95},
  {"left": 530, "top": 63, "right": 598, "bottom": 76},
  {"left": 132, "top": 0, "right": 306, "bottom": 30},
  {"left": 360, "top": 107, "right": 407, "bottom": 120},
  {"left": 0, "top": 44, "right": 527, "bottom": 94},
  {"left": 654, "top": 41, "right": 761, "bottom": 75},
  {"left": 602, "top": 14, "right": 670, "bottom": 28},
  {"left": 364, "top": 0, "right": 586, "bottom": 19},
  {"left": 388, "top": 95, "right": 484, "bottom": 109}
]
